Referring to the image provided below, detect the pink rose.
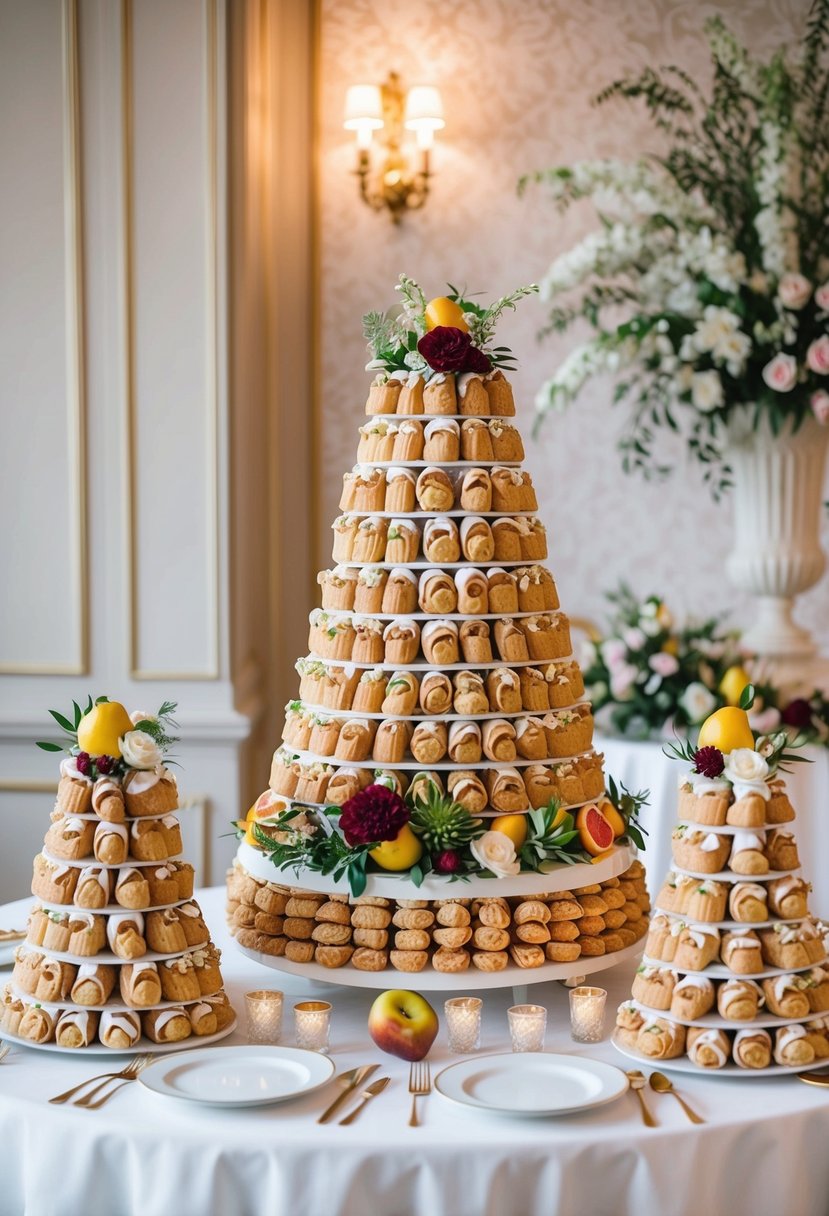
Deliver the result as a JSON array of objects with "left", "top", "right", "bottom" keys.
[
  {"left": 610, "top": 663, "right": 638, "bottom": 701},
  {"left": 815, "top": 283, "right": 829, "bottom": 311},
  {"left": 649, "top": 651, "right": 679, "bottom": 677},
  {"left": 812, "top": 390, "right": 829, "bottom": 425},
  {"left": 778, "top": 273, "right": 812, "bottom": 310},
  {"left": 807, "top": 335, "right": 829, "bottom": 375},
  {"left": 762, "top": 352, "right": 798, "bottom": 392},
  {"left": 600, "top": 638, "right": 627, "bottom": 670}
]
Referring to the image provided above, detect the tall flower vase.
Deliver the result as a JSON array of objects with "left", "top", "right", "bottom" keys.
[{"left": 725, "top": 408, "right": 829, "bottom": 690}]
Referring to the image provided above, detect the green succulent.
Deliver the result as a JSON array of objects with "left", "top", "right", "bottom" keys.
[
  {"left": 409, "top": 787, "right": 483, "bottom": 853},
  {"left": 519, "top": 801, "right": 585, "bottom": 869}
]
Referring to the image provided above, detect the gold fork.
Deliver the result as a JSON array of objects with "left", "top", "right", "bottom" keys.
[
  {"left": 408, "top": 1059, "right": 431, "bottom": 1127},
  {"left": 74, "top": 1055, "right": 153, "bottom": 1109},
  {"left": 49, "top": 1054, "right": 151, "bottom": 1106}
]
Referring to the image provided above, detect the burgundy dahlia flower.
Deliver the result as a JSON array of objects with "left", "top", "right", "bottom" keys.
[
  {"left": 693, "top": 746, "right": 725, "bottom": 778},
  {"left": 339, "top": 784, "right": 410, "bottom": 846},
  {"left": 417, "top": 326, "right": 491, "bottom": 374}
]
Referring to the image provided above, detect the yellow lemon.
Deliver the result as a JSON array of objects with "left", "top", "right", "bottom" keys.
[
  {"left": 697, "top": 706, "right": 755, "bottom": 753},
  {"left": 662, "top": 638, "right": 679, "bottom": 656},
  {"left": 370, "top": 824, "right": 423, "bottom": 871},
  {"left": 491, "top": 814, "right": 528, "bottom": 849},
  {"left": 598, "top": 798, "right": 626, "bottom": 839},
  {"left": 77, "top": 701, "right": 134, "bottom": 758},
  {"left": 719, "top": 664, "right": 752, "bottom": 707},
  {"left": 424, "top": 296, "right": 468, "bottom": 332}
]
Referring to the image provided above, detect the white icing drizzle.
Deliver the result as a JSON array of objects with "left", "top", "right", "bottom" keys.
[
  {"left": 456, "top": 372, "right": 483, "bottom": 399},
  {"left": 421, "top": 619, "right": 459, "bottom": 641},
  {"left": 100, "top": 1010, "right": 140, "bottom": 1043},
  {"left": 60, "top": 757, "right": 92, "bottom": 784},
  {"left": 699, "top": 833, "right": 725, "bottom": 853},
  {"left": 382, "top": 618, "right": 419, "bottom": 641},
  {"left": 57, "top": 1009, "right": 95, "bottom": 1044},
  {"left": 448, "top": 721, "right": 482, "bottom": 743},
  {"left": 106, "top": 912, "right": 145, "bottom": 950},
  {"left": 454, "top": 567, "right": 485, "bottom": 593},
  {"left": 675, "top": 974, "right": 714, "bottom": 994},
  {"left": 153, "top": 1008, "right": 187, "bottom": 1034},
  {"left": 385, "top": 466, "right": 416, "bottom": 484},
  {"left": 689, "top": 1030, "right": 728, "bottom": 1067},
  {"left": 424, "top": 417, "right": 459, "bottom": 439}
]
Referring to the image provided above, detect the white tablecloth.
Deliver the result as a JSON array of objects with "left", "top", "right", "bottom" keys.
[
  {"left": 600, "top": 737, "right": 829, "bottom": 916},
  {"left": 3, "top": 887, "right": 829, "bottom": 1216}
]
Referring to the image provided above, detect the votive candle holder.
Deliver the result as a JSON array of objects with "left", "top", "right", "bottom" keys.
[
  {"left": 569, "top": 986, "right": 607, "bottom": 1043},
  {"left": 245, "top": 990, "right": 283, "bottom": 1044},
  {"left": 508, "top": 1004, "right": 547, "bottom": 1053},
  {"left": 294, "top": 1000, "right": 332, "bottom": 1053},
  {"left": 445, "top": 997, "right": 482, "bottom": 1053}
]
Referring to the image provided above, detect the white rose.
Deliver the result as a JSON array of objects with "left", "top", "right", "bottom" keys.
[
  {"left": 130, "top": 710, "right": 157, "bottom": 727},
  {"left": 691, "top": 370, "right": 725, "bottom": 412},
  {"left": 723, "top": 748, "right": 771, "bottom": 800},
  {"left": 470, "top": 831, "right": 520, "bottom": 879},
  {"left": 778, "top": 273, "right": 812, "bottom": 310},
  {"left": 678, "top": 681, "right": 716, "bottom": 724},
  {"left": 120, "top": 729, "right": 162, "bottom": 770},
  {"left": 762, "top": 352, "right": 798, "bottom": 392}
]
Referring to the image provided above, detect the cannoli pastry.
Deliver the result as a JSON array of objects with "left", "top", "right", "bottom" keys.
[
  {"left": 685, "top": 879, "right": 728, "bottom": 922},
  {"left": 423, "top": 517, "right": 460, "bottom": 563},
  {"left": 445, "top": 772, "right": 486, "bottom": 815},
  {"left": 804, "top": 1016, "right": 829, "bottom": 1058},
  {"left": 459, "top": 467, "right": 492, "bottom": 513},
  {"left": 335, "top": 719, "right": 377, "bottom": 763},
  {"left": 392, "top": 419, "right": 425, "bottom": 461},
  {"left": 326, "top": 768, "right": 369, "bottom": 806},
  {"left": 123, "top": 766, "right": 178, "bottom": 818},
  {"left": 381, "top": 671, "right": 419, "bottom": 715},
  {"left": 486, "top": 568, "right": 518, "bottom": 615},
  {"left": 760, "top": 921, "right": 825, "bottom": 969},
  {"left": 453, "top": 671, "right": 489, "bottom": 715},
  {"left": 520, "top": 613, "right": 571, "bottom": 661},
  {"left": 318, "top": 565, "right": 358, "bottom": 612},
  {"left": 394, "top": 370, "right": 424, "bottom": 414},
  {"left": 765, "top": 829, "right": 799, "bottom": 871},
  {"left": 410, "top": 722, "right": 448, "bottom": 765},
  {"left": 460, "top": 418, "right": 495, "bottom": 462},
  {"left": 415, "top": 467, "right": 454, "bottom": 512},
  {"left": 515, "top": 717, "right": 547, "bottom": 761},
  {"left": 385, "top": 519, "right": 420, "bottom": 564},
  {"left": 143, "top": 1006, "right": 192, "bottom": 1044},
  {"left": 99, "top": 1009, "right": 141, "bottom": 1049},
  {"left": 421, "top": 620, "right": 460, "bottom": 665},
  {"left": 357, "top": 418, "right": 396, "bottom": 461},
  {"left": 423, "top": 417, "right": 460, "bottom": 462},
  {"left": 352, "top": 466, "right": 387, "bottom": 512},
  {"left": 494, "top": 618, "right": 529, "bottom": 662},
  {"left": 447, "top": 722, "right": 482, "bottom": 765},
  {"left": 491, "top": 517, "right": 522, "bottom": 561},
  {"left": 188, "top": 1001, "right": 219, "bottom": 1037},
  {"left": 729, "top": 830, "right": 769, "bottom": 875},
  {"left": 130, "top": 818, "right": 168, "bottom": 863},
  {"left": 635, "top": 1016, "right": 686, "bottom": 1059},
  {"left": 514, "top": 566, "right": 556, "bottom": 613},
  {"left": 418, "top": 571, "right": 458, "bottom": 615},
  {"left": 352, "top": 516, "right": 389, "bottom": 563},
  {"left": 677, "top": 775, "right": 730, "bottom": 826},
  {"left": 550, "top": 762, "right": 585, "bottom": 805},
  {"left": 488, "top": 419, "right": 523, "bottom": 461},
  {"left": 107, "top": 911, "right": 147, "bottom": 960},
  {"left": 671, "top": 826, "right": 730, "bottom": 874},
  {"left": 774, "top": 1024, "right": 815, "bottom": 1066},
  {"left": 766, "top": 780, "right": 796, "bottom": 824},
  {"left": 283, "top": 702, "right": 313, "bottom": 748},
  {"left": 523, "top": 765, "right": 556, "bottom": 809},
  {"left": 490, "top": 466, "right": 523, "bottom": 512},
  {"left": 71, "top": 961, "right": 117, "bottom": 1006},
  {"left": 352, "top": 668, "right": 388, "bottom": 714},
  {"left": 726, "top": 790, "right": 767, "bottom": 828},
  {"left": 486, "top": 667, "right": 522, "bottom": 713},
  {"left": 19, "top": 1004, "right": 57, "bottom": 1044},
  {"left": 482, "top": 718, "right": 517, "bottom": 762},
  {"left": 366, "top": 375, "right": 401, "bottom": 414},
  {"left": 673, "top": 924, "right": 720, "bottom": 970},
  {"left": 631, "top": 965, "right": 676, "bottom": 1011},
  {"left": 802, "top": 968, "right": 829, "bottom": 1013},
  {"left": 192, "top": 943, "right": 223, "bottom": 994},
  {"left": 543, "top": 706, "right": 593, "bottom": 756},
  {"left": 614, "top": 1001, "right": 646, "bottom": 1048},
  {"left": 145, "top": 908, "right": 187, "bottom": 953},
  {"left": 687, "top": 1027, "right": 730, "bottom": 1069},
  {"left": 733, "top": 1027, "right": 772, "bottom": 1069},
  {"left": 545, "top": 660, "right": 585, "bottom": 708},
  {"left": 423, "top": 373, "right": 457, "bottom": 415},
  {"left": 160, "top": 953, "right": 201, "bottom": 1001},
  {"left": 459, "top": 620, "right": 492, "bottom": 663},
  {"left": 383, "top": 619, "right": 421, "bottom": 663},
  {"left": 269, "top": 748, "right": 300, "bottom": 796},
  {"left": 486, "top": 767, "right": 529, "bottom": 812},
  {"left": 384, "top": 459, "right": 415, "bottom": 508},
  {"left": 718, "top": 977, "right": 764, "bottom": 1021},
  {"left": 407, "top": 771, "right": 444, "bottom": 806},
  {"left": 373, "top": 720, "right": 412, "bottom": 764},
  {"left": 119, "top": 960, "right": 163, "bottom": 1007},
  {"left": 114, "top": 867, "right": 150, "bottom": 910},
  {"left": 460, "top": 517, "right": 495, "bottom": 563},
  {"left": 729, "top": 881, "right": 769, "bottom": 923},
  {"left": 456, "top": 371, "right": 489, "bottom": 415},
  {"left": 203, "top": 990, "right": 235, "bottom": 1031},
  {"left": 721, "top": 930, "right": 764, "bottom": 974},
  {"left": 354, "top": 567, "right": 388, "bottom": 613},
  {"left": 767, "top": 875, "right": 810, "bottom": 919},
  {"left": 518, "top": 668, "right": 549, "bottom": 712},
  {"left": 762, "top": 975, "right": 810, "bottom": 1019},
  {"left": 91, "top": 777, "right": 126, "bottom": 823},
  {"left": 331, "top": 515, "right": 358, "bottom": 561},
  {"left": 419, "top": 672, "right": 453, "bottom": 715},
  {"left": 456, "top": 568, "right": 488, "bottom": 615},
  {"left": 57, "top": 756, "right": 94, "bottom": 814},
  {"left": 44, "top": 816, "right": 94, "bottom": 861},
  {"left": 31, "top": 855, "right": 79, "bottom": 905},
  {"left": 671, "top": 974, "right": 716, "bottom": 1020},
  {"left": 484, "top": 369, "right": 515, "bottom": 415},
  {"left": 308, "top": 714, "right": 342, "bottom": 757}
]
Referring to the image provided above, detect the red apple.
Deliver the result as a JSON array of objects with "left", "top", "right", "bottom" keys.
[{"left": 368, "top": 989, "right": 438, "bottom": 1062}]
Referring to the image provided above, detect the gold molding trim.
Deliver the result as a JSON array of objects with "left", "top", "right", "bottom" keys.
[
  {"left": 122, "top": 0, "right": 221, "bottom": 682},
  {"left": 0, "top": 0, "right": 88, "bottom": 676}
]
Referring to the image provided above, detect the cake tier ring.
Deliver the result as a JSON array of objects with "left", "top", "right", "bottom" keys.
[
  {"left": 288, "top": 746, "right": 595, "bottom": 771},
  {"left": 9, "top": 980, "right": 224, "bottom": 1015},
  {"left": 41, "top": 848, "right": 184, "bottom": 871},
  {"left": 303, "top": 653, "right": 571, "bottom": 671},
  {"left": 652, "top": 906, "right": 809, "bottom": 932},
  {"left": 627, "top": 996, "right": 819, "bottom": 1032},
  {"left": 612, "top": 1032, "right": 829, "bottom": 1078},
  {"left": 0, "top": 1019, "right": 236, "bottom": 1057},
  {"left": 294, "top": 700, "right": 588, "bottom": 723},
  {"left": 639, "top": 952, "right": 818, "bottom": 979}
]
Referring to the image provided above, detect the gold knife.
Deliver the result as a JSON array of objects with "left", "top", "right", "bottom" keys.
[
  {"left": 339, "top": 1076, "right": 391, "bottom": 1125},
  {"left": 318, "top": 1064, "right": 380, "bottom": 1123}
]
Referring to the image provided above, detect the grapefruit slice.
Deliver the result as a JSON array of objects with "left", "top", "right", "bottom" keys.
[{"left": 576, "top": 804, "right": 615, "bottom": 856}]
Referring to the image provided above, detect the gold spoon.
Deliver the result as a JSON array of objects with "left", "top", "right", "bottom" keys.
[
  {"left": 625, "top": 1070, "right": 657, "bottom": 1127},
  {"left": 649, "top": 1071, "right": 704, "bottom": 1123}
]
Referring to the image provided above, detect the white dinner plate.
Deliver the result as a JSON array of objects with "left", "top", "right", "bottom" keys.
[
  {"left": 434, "top": 1052, "right": 629, "bottom": 1117},
  {"left": 0, "top": 939, "right": 24, "bottom": 968},
  {"left": 138, "top": 1044, "right": 335, "bottom": 1107}
]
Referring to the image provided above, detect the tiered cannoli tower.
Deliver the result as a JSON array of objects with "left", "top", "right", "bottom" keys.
[
  {"left": 615, "top": 706, "right": 829, "bottom": 1072},
  {"left": 1, "top": 699, "right": 235, "bottom": 1050},
  {"left": 227, "top": 282, "right": 650, "bottom": 982}
]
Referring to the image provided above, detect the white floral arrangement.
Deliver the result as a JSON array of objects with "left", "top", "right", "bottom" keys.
[{"left": 525, "top": 4, "right": 829, "bottom": 495}]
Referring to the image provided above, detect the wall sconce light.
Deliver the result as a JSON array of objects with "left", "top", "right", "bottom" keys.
[{"left": 344, "top": 72, "right": 444, "bottom": 223}]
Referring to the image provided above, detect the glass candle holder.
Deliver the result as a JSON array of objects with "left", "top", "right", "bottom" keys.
[
  {"left": 508, "top": 1004, "right": 547, "bottom": 1053},
  {"left": 245, "top": 990, "right": 283, "bottom": 1044},
  {"left": 294, "top": 1000, "right": 332, "bottom": 1053},
  {"left": 569, "top": 986, "right": 607, "bottom": 1043},
  {"left": 444, "top": 997, "right": 482, "bottom": 1053}
]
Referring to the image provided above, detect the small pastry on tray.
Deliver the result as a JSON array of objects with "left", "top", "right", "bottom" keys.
[
  {"left": 453, "top": 671, "right": 489, "bottom": 715},
  {"left": 486, "top": 667, "right": 522, "bottom": 713},
  {"left": 717, "top": 977, "right": 764, "bottom": 1021},
  {"left": 670, "top": 826, "right": 730, "bottom": 874},
  {"left": 634, "top": 1017, "right": 686, "bottom": 1059},
  {"left": 728, "top": 881, "right": 769, "bottom": 923},
  {"left": 318, "top": 565, "right": 358, "bottom": 612},
  {"left": 726, "top": 791, "right": 768, "bottom": 828},
  {"left": 484, "top": 369, "right": 515, "bottom": 415},
  {"left": 107, "top": 911, "right": 147, "bottom": 960},
  {"left": 114, "top": 866, "right": 150, "bottom": 910},
  {"left": 418, "top": 571, "right": 457, "bottom": 615},
  {"left": 423, "top": 417, "right": 460, "bottom": 462},
  {"left": 486, "top": 568, "right": 518, "bottom": 614},
  {"left": 383, "top": 466, "right": 416, "bottom": 513},
  {"left": 56, "top": 756, "right": 94, "bottom": 815},
  {"left": 759, "top": 921, "right": 825, "bottom": 969},
  {"left": 721, "top": 930, "right": 764, "bottom": 974},
  {"left": 733, "top": 1028, "right": 772, "bottom": 1069},
  {"left": 71, "top": 961, "right": 117, "bottom": 1006},
  {"left": 631, "top": 965, "right": 676, "bottom": 1011},
  {"left": 687, "top": 1026, "right": 730, "bottom": 1069},
  {"left": 373, "top": 720, "right": 412, "bottom": 764},
  {"left": 415, "top": 467, "right": 454, "bottom": 512},
  {"left": 457, "top": 372, "right": 489, "bottom": 415},
  {"left": 354, "top": 567, "right": 388, "bottom": 614},
  {"left": 485, "top": 767, "right": 529, "bottom": 813},
  {"left": 767, "top": 875, "right": 810, "bottom": 920},
  {"left": 673, "top": 924, "right": 720, "bottom": 970},
  {"left": 459, "top": 419, "right": 494, "bottom": 463},
  {"left": 18, "top": 1004, "right": 56, "bottom": 1044},
  {"left": 93, "top": 821, "right": 129, "bottom": 866},
  {"left": 518, "top": 668, "right": 549, "bottom": 713},
  {"left": 447, "top": 771, "right": 487, "bottom": 814},
  {"left": 44, "top": 817, "right": 94, "bottom": 861},
  {"left": 396, "top": 372, "right": 424, "bottom": 414},
  {"left": 614, "top": 1001, "right": 645, "bottom": 1049},
  {"left": 455, "top": 569, "right": 488, "bottom": 615},
  {"left": 766, "top": 780, "right": 796, "bottom": 824},
  {"left": 421, "top": 620, "right": 460, "bottom": 665},
  {"left": 351, "top": 668, "right": 388, "bottom": 714},
  {"left": 419, "top": 672, "right": 453, "bottom": 715},
  {"left": 142, "top": 1007, "right": 192, "bottom": 1044},
  {"left": 160, "top": 953, "right": 202, "bottom": 1002},
  {"left": 460, "top": 517, "right": 495, "bottom": 563},
  {"left": 677, "top": 776, "right": 730, "bottom": 826},
  {"left": 490, "top": 467, "right": 523, "bottom": 512},
  {"left": 765, "top": 829, "right": 800, "bottom": 871},
  {"left": 381, "top": 671, "right": 419, "bottom": 715},
  {"left": 670, "top": 974, "right": 715, "bottom": 1020},
  {"left": 383, "top": 619, "right": 421, "bottom": 664},
  {"left": 493, "top": 619, "right": 529, "bottom": 663},
  {"left": 423, "top": 517, "right": 460, "bottom": 563},
  {"left": 145, "top": 908, "right": 186, "bottom": 954},
  {"left": 423, "top": 374, "right": 456, "bottom": 416},
  {"left": 762, "top": 975, "right": 810, "bottom": 1019},
  {"left": 729, "top": 830, "right": 769, "bottom": 875},
  {"left": 31, "top": 855, "right": 79, "bottom": 905},
  {"left": 391, "top": 419, "right": 424, "bottom": 461},
  {"left": 409, "top": 722, "right": 448, "bottom": 765},
  {"left": 459, "top": 467, "right": 492, "bottom": 512},
  {"left": 130, "top": 819, "right": 168, "bottom": 863},
  {"left": 773, "top": 1024, "right": 815, "bottom": 1067},
  {"left": 515, "top": 717, "right": 547, "bottom": 761}
]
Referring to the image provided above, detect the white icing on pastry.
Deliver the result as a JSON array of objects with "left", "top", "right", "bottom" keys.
[
  {"left": 60, "top": 757, "right": 92, "bottom": 784},
  {"left": 689, "top": 1029, "right": 728, "bottom": 1067},
  {"left": 699, "top": 833, "right": 725, "bottom": 853},
  {"left": 421, "top": 619, "right": 459, "bottom": 641},
  {"left": 106, "top": 912, "right": 145, "bottom": 950},
  {"left": 100, "top": 1010, "right": 140, "bottom": 1043}
]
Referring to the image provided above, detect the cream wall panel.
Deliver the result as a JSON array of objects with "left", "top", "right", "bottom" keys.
[
  {"left": 0, "top": 0, "right": 86, "bottom": 673},
  {"left": 0, "top": 790, "right": 57, "bottom": 903},
  {"left": 125, "top": 0, "right": 219, "bottom": 678}
]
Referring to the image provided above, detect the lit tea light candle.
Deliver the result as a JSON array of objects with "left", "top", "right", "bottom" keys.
[
  {"left": 507, "top": 1003, "right": 547, "bottom": 1053},
  {"left": 569, "top": 986, "right": 607, "bottom": 1043},
  {"left": 294, "top": 1000, "right": 332, "bottom": 1053},
  {"left": 445, "top": 997, "right": 482, "bottom": 1053},
  {"left": 245, "top": 990, "right": 284, "bottom": 1044}
]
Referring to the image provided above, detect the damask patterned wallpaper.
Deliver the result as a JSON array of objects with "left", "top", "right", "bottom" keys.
[{"left": 317, "top": 0, "right": 828, "bottom": 649}]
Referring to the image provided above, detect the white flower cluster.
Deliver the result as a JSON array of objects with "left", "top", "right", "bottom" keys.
[{"left": 755, "top": 120, "right": 799, "bottom": 279}]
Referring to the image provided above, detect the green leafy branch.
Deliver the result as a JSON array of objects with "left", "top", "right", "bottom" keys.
[
  {"left": 606, "top": 776, "right": 650, "bottom": 852},
  {"left": 36, "top": 694, "right": 110, "bottom": 753}
]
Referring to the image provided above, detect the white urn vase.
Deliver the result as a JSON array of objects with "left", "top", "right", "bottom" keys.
[{"left": 725, "top": 407, "right": 829, "bottom": 688}]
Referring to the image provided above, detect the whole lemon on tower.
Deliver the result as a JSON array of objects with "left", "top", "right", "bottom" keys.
[
  {"left": 719, "top": 664, "right": 752, "bottom": 707},
  {"left": 424, "top": 296, "right": 468, "bottom": 332},
  {"left": 490, "top": 813, "right": 528, "bottom": 849},
  {"left": 370, "top": 824, "right": 423, "bottom": 871},
  {"left": 697, "top": 705, "right": 755, "bottom": 753},
  {"left": 76, "top": 700, "right": 134, "bottom": 758}
]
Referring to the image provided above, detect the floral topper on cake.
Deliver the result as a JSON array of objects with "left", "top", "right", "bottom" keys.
[
  {"left": 362, "top": 275, "right": 538, "bottom": 380},
  {"left": 36, "top": 695, "right": 179, "bottom": 780}
]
